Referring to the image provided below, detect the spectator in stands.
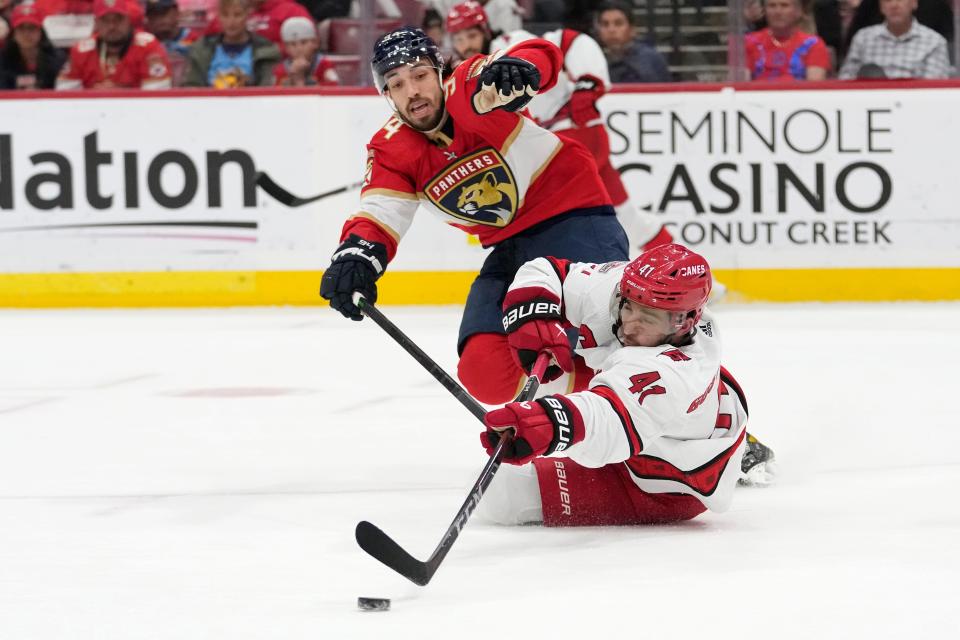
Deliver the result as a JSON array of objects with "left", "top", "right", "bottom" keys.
[
  {"left": 299, "top": 0, "right": 349, "bottom": 23},
  {"left": 145, "top": 0, "right": 200, "bottom": 85},
  {"left": 746, "top": 0, "right": 831, "bottom": 80},
  {"left": 744, "top": 0, "right": 767, "bottom": 31},
  {"left": 273, "top": 15, "right": 338, "bottom": 85},
  {"left": 184, "top": 0, "right": 280, "bottom": 87},
  {"left": 0, "top": 1, "right": 10, "bottom": 48},
  {"left": 146, "top": 0, "right": 198, "bottom": 57},
  {"left": 56, "top": 0, "right": 172, "bottom": 89},
  {"left": 422, "top": 7, "right": 444, "bottom": 45},
  {"left": 838, "top": 0, "right": 951, "bottom": 78},
  {"left": 1, "top": 3, "right": 67, "bottom": 89},
  {"left": 203, "top": 0, "right": 311, "bottom": 46},
  {"left": 422, "top": 8, "right": 454, "bottom": 74},
  {"left": 844, "top": 0, "right": 952, "bottom": 53},
  {"left": 246, "top": 0, "right": 312, "bottom": 46},
  {"left": 595, "top": 0, "right": 670, "bottom": 83}
]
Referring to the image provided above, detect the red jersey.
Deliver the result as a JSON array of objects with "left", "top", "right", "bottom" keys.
[
  {"left": 273, "top": 53, "right": 339, "bottom": 86},
  {"left": 745, "top": 29, "right": 829, "bottom": 81},
  {"left": 340, "top": 39, "right": 612, "bottom": 261},
  {"left": 56, "top": 31, "right": 172, "bottom": 89},
  {"left": 247, "top": 0, "right": 312, "bottom": 45}
]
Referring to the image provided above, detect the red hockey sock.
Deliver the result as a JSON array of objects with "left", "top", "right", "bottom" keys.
[
  {"left": 458, "top": 333, "right": 525, "bottom": 405},
  {"left": 642, "top": 226, "right": 674, "bottom": 251}
]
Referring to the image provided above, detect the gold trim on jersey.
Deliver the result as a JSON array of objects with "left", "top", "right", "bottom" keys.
[
  {"left": 349, "top": 211, "right": 402, "bottom": 243},
  {"left": 516, "top": 140, "right": 563, "bottom": 211},
  {"left": 499, "top": 119, "right": 524, "bottom": 158}
]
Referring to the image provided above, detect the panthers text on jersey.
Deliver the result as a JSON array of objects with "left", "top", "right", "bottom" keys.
[
  {"left": 508, "top": 256, "right": 749, "bottom": 519},
  {"left": 337, "top": 39, "right": 612, "bottom": 262}
]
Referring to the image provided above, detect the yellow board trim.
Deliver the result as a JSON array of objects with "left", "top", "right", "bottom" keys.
[{"left": 0, "top": 267, "right": 958, "bottom": 308}]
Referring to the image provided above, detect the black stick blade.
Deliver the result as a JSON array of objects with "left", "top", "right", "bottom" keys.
[
  {"left": 256, "top": 172, "right": 302, "bottom": 206},
  {"left": 355, "top": 521, "right": 433, "bottom": 586}
]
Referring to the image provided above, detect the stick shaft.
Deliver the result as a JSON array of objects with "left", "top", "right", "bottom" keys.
[
  {"left": 355, "top": 353, "right": 552, "bottom": 586},
  {"left": 256, "top": 171, "right": 362, "bottom": 207},
  {"left": 357, "top": 296, "right": 486, "bottom": 422}
]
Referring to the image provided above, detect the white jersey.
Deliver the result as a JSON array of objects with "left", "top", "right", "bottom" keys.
[
  {"left": 508, "top": 257, "right": 748, "bottom": 512},
  {"left": 490, "top": 29, "right": 611, "bottom": 130}
]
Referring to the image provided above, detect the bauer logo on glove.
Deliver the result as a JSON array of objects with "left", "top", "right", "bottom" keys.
[{"left": 472, "top": 55, "right": 541, "bottom": 114}]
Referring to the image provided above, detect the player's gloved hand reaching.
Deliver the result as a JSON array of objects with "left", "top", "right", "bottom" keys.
[
  {"left": 482, "top": 396, "right": 583, "bottom": 465},
  {"left": 472, "top": 56, "right": 541, "bottom": 114},
  {"left": 502, "top": 296, "right": 573, "bottom": 382},
  {"left": 320, "top": 234, "right": 387, "bottom": 321},
  {"left": 568, "top": 75, "right": 605, "bottom": 127}
]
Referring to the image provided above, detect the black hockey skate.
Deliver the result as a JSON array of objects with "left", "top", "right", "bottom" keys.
[{"left": 739, "top": 432, "right": 777, "bottom": 486}]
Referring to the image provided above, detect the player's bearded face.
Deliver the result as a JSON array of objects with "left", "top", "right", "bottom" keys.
[
  {"left": 618, "top": 299, "right": 682, "bottom": 347},
  {"left": 452, "top": 28, "right": 487, "bottom": 59},
  {"left": 385, "top": 63, "right": 445, "bottom": 131}
]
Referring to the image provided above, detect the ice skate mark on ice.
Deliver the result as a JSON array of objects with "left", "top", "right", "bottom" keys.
[
  {"left": 162, "top": 387, "right": 316, "bottom": 397},
  {"left": 332, "top": 391, "right": 452, "bottom": 414},
  {"left": 0, "top": 397, "right": 59, "bottom": 415},
  {"left": 95, "top": 374, "right": 159, "bottom": 389},
  {"left": 2, "top": 374, "right": 158, "bottom": 392},
  {"left": 0, "top": 485, "right": 465, "bottom": 501}
]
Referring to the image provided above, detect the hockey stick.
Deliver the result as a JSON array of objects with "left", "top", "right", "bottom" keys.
[
  {"left": 355, "top": 351, "right": 551, "bottom": 586},
  {"left": 354, "top": 294, "right": 486, "bottom": 422},
  {"left": 255, "top": 171, "right": 363, "bottom": 207}
]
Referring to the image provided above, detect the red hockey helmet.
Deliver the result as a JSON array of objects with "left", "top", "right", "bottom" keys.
[
  {"left": 619, "top": 244, "right": 712, "bottom": 323},
  {"left": 446, "top": 1, "right": 490, "bottom": 35}
]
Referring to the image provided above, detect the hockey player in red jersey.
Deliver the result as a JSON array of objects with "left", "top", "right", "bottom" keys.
[
  {"left": 445, "top": 1, "right": 672, "bottom": 253},
  {"left": 320, "top": 28, "right": 630, "bottom": 405},
  {"left": 477, "top": 244, "right": 775, "bottom": 526}
]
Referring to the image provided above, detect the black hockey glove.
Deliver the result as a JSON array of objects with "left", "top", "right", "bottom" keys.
[
  {"left": 320, "top": 234, "right": 387, "bottom": 321},
  {"left": 472, "top": 56, "right": 541, "bottom": 114}
]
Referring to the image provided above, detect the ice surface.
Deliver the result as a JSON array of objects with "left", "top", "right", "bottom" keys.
[{"left": 1, "top": 303, "right": 958, "bottom": 639}]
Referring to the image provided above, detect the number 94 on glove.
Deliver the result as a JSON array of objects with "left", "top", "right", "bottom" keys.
[{"left": 472, "top": 56, "right": 541, "bottom": 115}]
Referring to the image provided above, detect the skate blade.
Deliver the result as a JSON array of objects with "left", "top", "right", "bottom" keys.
[{"left": 738, "top": 459, "right": 779, "bottom": 487}]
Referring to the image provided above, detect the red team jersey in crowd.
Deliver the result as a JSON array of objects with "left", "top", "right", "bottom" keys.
[
  {"left": 341, "top": 40, "right": 611, "bottom": 262},
  {"left": 746, "top": 29, "right": 830, "bottom": 81},
  {"left": 56, "top": 31, "right": 172, "bottom": 89},
  {"left": 273, "top": 54, "right": 339, "bottom": 86},
  {"left": 506, "top": 257, "right": 748, "bottom": 525},
  {"left": 246, "top": 0, "right": 312, "bottom": 45}
]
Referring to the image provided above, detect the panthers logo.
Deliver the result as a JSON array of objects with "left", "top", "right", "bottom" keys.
[
  {"left": 425, "top": 148, "right": 519, "bottom": 227},
  {"left": 455, "top": 172, "right": 516, "bottom": 225}
]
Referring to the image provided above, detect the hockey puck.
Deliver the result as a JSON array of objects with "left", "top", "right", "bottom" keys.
[{"left": 357, "top": 597, "right": 391, "bottom": 612}]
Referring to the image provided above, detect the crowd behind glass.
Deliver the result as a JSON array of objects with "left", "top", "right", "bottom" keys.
[{"left": 0, "top": 0, "right": 954, "bottom": 91}]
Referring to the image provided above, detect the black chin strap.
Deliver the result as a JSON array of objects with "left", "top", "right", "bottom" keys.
[{"left": 611, "top": 297, "right": 627, "bottom": 346}]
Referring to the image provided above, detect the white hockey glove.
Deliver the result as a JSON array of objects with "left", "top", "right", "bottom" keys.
[{"left": 471, "top": 56, "right": 541, "bottom": 115}]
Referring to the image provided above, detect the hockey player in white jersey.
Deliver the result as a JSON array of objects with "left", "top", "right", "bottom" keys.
[
  {"left": 445, "top": 1, "right": 671, "bottom": 253},
  {"left": 477, "top": 244, "right": 773, "bottom": 526}
]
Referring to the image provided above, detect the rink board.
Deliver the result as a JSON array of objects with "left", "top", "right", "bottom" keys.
[{"left": 1, "top": 82, "right": 958, "bottom": 306}]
